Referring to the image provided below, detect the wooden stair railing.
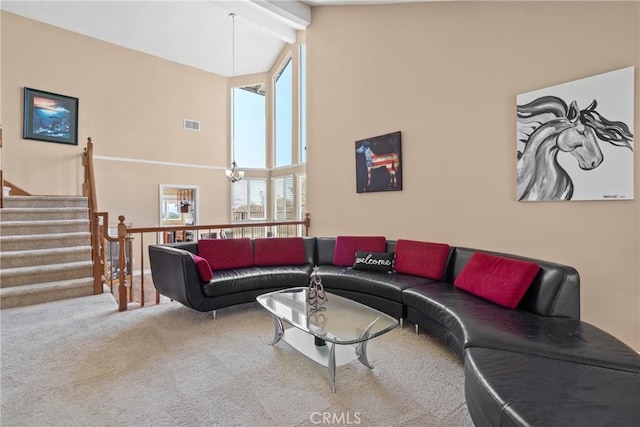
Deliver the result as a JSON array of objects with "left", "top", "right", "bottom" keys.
[
  {"left": 112, "top": 213, "right": 311, "bottom": 312},
  {"left": 2, "top": 179, "right": 32, "bottom": 197},
  {"left": 82, "top": 137, "right": 106, "bottom": 295}
]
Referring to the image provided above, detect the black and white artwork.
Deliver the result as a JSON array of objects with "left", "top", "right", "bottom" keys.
[{"left": 517, "top": 67, "right": 634, "bottom": 201}]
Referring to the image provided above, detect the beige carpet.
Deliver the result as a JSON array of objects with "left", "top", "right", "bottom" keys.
[{"left": 1, "top": 293, "right": 472, "bottom": 426}]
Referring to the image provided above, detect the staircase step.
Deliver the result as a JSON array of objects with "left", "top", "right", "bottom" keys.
[
  {"left": 0, "top": 207, "right": 88, "bottom": 221},
  {"left": 2, "top": 195, "right": 88, "bottom": 209},
  {"left": 0, "top": 246, "right": 92, "bottom": 268},
  {"left": 0, "top": 260, "right": 93, "bottom": 288},
  {"left": 0, "top": 277, "right": 95, "bottom": 309},
  {"left": 0, "top": 232, "right": 91, "bottom": 251},
  {"left": 0, "top": 219, "right": 89, "bottom": 236}
]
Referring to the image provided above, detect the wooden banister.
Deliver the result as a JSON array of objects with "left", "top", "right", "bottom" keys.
[
  {"left": 82, "top": 137, "right": 98, "bottom": 215},
  {"left": 82, "top": 137, "right": 105, "bottom": 295},
  {"left": 2, "top": 179, "right": 31, "bottom": 197}
]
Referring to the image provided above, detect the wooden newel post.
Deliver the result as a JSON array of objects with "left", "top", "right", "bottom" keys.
[
  {"left": 91, "top": 212, "right": 104, "bottom": 294},
  {"left": 303, "top": 213, "right": 311, "bottom": 236},
  {"left": 117, "top": 215, "right": 129, "bottom": 312}
]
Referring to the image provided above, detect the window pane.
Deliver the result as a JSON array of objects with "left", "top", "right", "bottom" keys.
[
  {"left": 275, "top": 58, "right": 293, "bottom": 167},
  {"left": 300, "top": 45, "right": 307, "bottom": 164},
  {"left": 273, "top": 176, "right": 294, "bottom": 221},
  {"left": 232, "top": 179, "right": 266, "bottom": 221},
  {"left": 233, "top": 86, "right": 266, "bottom": 169},
  {"left": 298, "top": 174, "right": 306, "bottom": 220}
]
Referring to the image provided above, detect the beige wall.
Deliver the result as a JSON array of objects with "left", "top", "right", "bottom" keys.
[
  {"left": 306, "top": 2, "right": 640, "bottom": 350},
  {"left": 1, "top": 11, "right": 231, "bottom": 227},
  {"left": 2, "top": 4, "right": 638, "bottom": 350}
]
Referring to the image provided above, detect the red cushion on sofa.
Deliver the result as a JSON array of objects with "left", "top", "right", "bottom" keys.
[
  {"left": 394, "top": 239, "right": 450, "bottom": 280},
  {"left": 333, "top": 236, "right": 386, "bottom": 266},
  {"left": 197, "top": 238, "right": 254, "bottom": 271},
  {"left": 190, "top": 253, "right": 213, "bottom": 282},
  {"left": 453, "top": 252, "right": 540, "bottom": 309},
  {"left": 254, "top": 237, "right": 306, "bottom": 266}
]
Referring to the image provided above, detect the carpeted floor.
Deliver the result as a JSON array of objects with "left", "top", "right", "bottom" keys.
[{"left": 1, "top": 293, "right": 472, "bottom": 426}]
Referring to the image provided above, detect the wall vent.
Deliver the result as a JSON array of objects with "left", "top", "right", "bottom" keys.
[{"left": 184, "top": 119, "right": 201, "bottom": 131}]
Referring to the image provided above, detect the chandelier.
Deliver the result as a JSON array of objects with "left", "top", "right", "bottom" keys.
[{"left": 226, "top": 12, "right": 244, "bottom": 183}]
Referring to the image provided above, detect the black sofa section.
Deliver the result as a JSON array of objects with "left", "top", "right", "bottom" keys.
[
  {"left": 148, "top": 236, "right": 640, "bottom": 426},
  {"left": 148, "top": 237, "right": 316, "bottom": 312},
  {"left": 465, "top": 347, "right": 640, "bottom": 427}
]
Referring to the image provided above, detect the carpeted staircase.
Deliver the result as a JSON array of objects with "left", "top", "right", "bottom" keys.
[{"left": 0, "top": 195, "right": 95, "bottom": 308}]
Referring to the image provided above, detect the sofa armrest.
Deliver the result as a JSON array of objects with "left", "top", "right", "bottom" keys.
[{"left": 148, "top": 244, "right": 210, "bottom": 312}]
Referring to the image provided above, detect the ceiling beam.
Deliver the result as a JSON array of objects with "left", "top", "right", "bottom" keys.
[{"left": 213, "top": 0, "right": 310, "bottom": 44}]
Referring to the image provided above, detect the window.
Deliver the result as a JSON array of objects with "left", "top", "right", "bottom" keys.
[
  {"left": 298, "top": 174, "right": 306, "bottom": 220},
  {"left": 231, "top": 179, "right": 266, "bottom": 221},
  {"left": 297, "top": 174, "right": 306, "bottom": 235},
  {"left": 273, "top": 176, "right": 294, "bottom": 221},
  {"left": 274, "top": 58, "right": 293, "bottom": 167},
  {"left": 299, "top": 45, "right": 307, "bottom": 164},
  {"left": 233, "top": 85, "right": 266, "bottom": 169}
]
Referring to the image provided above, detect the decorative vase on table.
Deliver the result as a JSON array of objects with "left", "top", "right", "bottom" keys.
[{"left": 307, "top": 266, "right": 327, "bottom": 312}]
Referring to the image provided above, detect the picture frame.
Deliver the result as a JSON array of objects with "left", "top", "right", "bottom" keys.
[
  {"left": 355, "top": 131, "right": 402, "bottom": 193},
  {"left": 23, "top": 88, "right": 78, "bottom": 145}
]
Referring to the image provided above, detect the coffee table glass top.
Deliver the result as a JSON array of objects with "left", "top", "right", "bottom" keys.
[{"left": 257, "top": 287, "right": 398, "bottom": 345}]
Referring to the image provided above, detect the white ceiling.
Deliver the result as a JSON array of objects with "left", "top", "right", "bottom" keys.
[{"left": 1, "top": 0, "right": 433, "bottom": 77}]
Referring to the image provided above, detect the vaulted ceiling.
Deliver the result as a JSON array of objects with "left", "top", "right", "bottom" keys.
[{"left": 1, "top": 0, "right": 431, "bottom": 77}]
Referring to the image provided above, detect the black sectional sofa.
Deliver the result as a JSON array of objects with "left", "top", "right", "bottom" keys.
[{"left": 149, "top": 236, "right": 640, "bottom": 427}]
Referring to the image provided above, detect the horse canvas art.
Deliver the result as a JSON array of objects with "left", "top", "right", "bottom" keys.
[
  {"left": 517, "top": 67, "right": 634, "bottom": 201},
  {"left": 355, "top": 131, "right": 402, "bottom": 193}
]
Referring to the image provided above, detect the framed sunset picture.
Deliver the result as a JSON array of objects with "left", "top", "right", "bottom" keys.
[{"left": 23, "top": 88, "right": 78, "bottom": 145}]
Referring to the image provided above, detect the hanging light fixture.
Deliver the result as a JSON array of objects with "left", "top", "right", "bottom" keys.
[{"left": 226, "top": 12, "right": 244, "bottom": 183}]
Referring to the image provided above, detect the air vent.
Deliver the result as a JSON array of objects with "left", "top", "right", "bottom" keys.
[{"left": 184, "top": 119, "right": 201, "bottom": 131}]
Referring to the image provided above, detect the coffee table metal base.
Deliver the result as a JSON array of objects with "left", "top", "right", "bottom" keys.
[{"left": 268, "top": 314, "right": 375, "bottom": 393}]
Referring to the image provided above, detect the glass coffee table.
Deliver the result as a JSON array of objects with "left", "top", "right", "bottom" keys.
[{"left": 256, "top": 287, "right": 398, "bottom": 393}]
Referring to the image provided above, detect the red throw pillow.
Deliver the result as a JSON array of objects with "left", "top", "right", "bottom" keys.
[
  {"left": 190, "top": 253, "right": 213, "bottom": 282},
  {"left": 394, "top": 239, "right": 450, "bottom": 280},
  {"left": 254, "top": 237, "right": 307, "bottom": 266},
  {"left": 333, "top": 236, "right": 386, "bottom": 266},
  {"left": 197, "top": 238, "right": 254, "bottom": 271},
  {"left": 454, "top": 252, "right": 540, "bottom": 309}
]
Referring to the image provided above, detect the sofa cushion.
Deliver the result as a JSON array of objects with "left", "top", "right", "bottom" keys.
[
  {"left": 254, "top": 237, "right": 307, "bottom": 266},
  {"left": 198, "top": 238, "right": 254, "bottom": 271},
  {"left": 443, "top": 299, "right": 640, "bottom": 373},
  {"left": 333, "top": 236, "right": 386, "bottom": 266},
  {"left": 454, "top": 252, "right": 539, "bottom": 309},
  {"left": 394, "top": 239, "right": 450, "bottom": 280},
  {"left": 402, "top": 282, "right": 468, "bottom": 325},
  {"left": 353, "top": 251, "right": 395, "bottom": 273},
  {"left": 190, "top": 253, "right": 213, "bottom": 282},
  {"left": 317, "top": 265, "right": 431, "bottom": 303},
  {"left": 448, "top": 247, "right": 580, "bottom": 319},
  {"left": 202, "top": 265, "right": 312, "bottom": 297}
]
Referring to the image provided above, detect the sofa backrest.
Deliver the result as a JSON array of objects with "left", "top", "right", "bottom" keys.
[
  {"left": 446, "top": 247, "right": 580, "bottom": 319},
  {"left": 316, "top": 237, "right": 399, "bottom": 266},
  {"left": 301, "top": 237, "right": 316, "bottom": 265},
  {"left": 169, "top": 238, "right": 580, "bottom": 320},
  {"left": 169, "top": 238, "right": 316, "bottom": 266},
  {"left": 315, "top": 237, "right": 336, "bottom": 265}
]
